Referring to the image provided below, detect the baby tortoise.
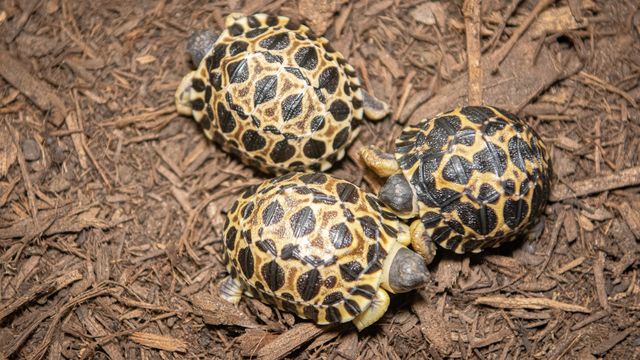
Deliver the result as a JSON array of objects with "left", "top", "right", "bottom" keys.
[
  {"left": 360, "top": 106, "right": 551, "bottom": 262},
  {"left": 221, "top": 172, "right": 429, "bottom": 330},
  {"left": 176, "top": 13, "right": 389, "bottom": 174}
]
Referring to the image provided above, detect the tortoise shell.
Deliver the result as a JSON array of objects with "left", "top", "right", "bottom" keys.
[
  {"left": 222, "top": 172, "right": 402, "bottom": 325},
  {"left": 395, "top": 106, "right": 551, "bottom": 253},
  {"left": 187, "top": 13, "right": 365, "bottom": 174}
]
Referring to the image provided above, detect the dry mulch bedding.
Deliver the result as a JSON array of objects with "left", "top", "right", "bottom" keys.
[{"left": 1, "top": 0, "right": 639, "bottom": 359}]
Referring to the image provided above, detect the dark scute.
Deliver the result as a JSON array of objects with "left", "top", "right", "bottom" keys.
[
  {"left": 204, "top": 86, "right": 212, "bottom": 103},
  {"left": 473, "top": 142, "right": 507, "bottom": 176},
  {"left": 318, "top": 67, "right": 340, "bottom": 94},
  {"left": 242, "top": 184, "right": 258, "bottom": 198},
  {"left": 259, "top": 32, "right": 290, "bottom": 50},
  {"left": 445, "top": 219, "right": 465, "bottom": 234},
  {"left": 453, "top": 128, "right": 476, "bottom": 146},
  {"left": 254, "top": 75, "right": 278, "bottom": 106},
  {"left": 241, "top": 202, "right": 254, "bottom": 219},
  {"left": 323, "top": 276, "right": 337, "bottom": 289},
  {"left": 241, "top": 229, "right": 252, "bottom": 244},
  {"left": 262, "top": 200, "right": 284, "bottom": 226},
  {"left": 281, "top": 93, "right": 304, "bottom": 122},
  {"left": 311, "top": 190, "right": 337, "bottom": 205},
  {"left": 456, "top": 202, "right": 497, "bottom": 235},
  {"left": 296, "top": 268, "right": 322, "bottom": 301},
  {"left": 303, "top": 305, "right": 319, "bottom": 321},
  {"left": 444, "top": 235, "right": 463, "bottom": 251},
  {"left": 192, "top": 78, "right": 206, "bottom": 92},
  {"left": 260, "top": 51, "right": 284, "bottom": 63},
  {"left": 191, "top": 98, "right": 204, "bottom": 111},
  {"left": 365, "top": 194, "right": 382, "bottom": 211},
  {"left": 242, "top": 130, "right": 267, "bottom": 152},
  {"left": 251, "top": 115, "right": 261, "bottom": 128},
  {"left": 285, "top": 19, "right": 300, "bottom": 30},
  {"left": 508, "top": 136, "right": 533, "bottom": 172},
  {"left": 339, "top": 261, "right": 363, "bottom": 281},
  {"left": 323, "top": 292, "right": 343, "bottom": 305},
  {"left": 477, "top": 184, "right": 500, "bottom": 204},
  {"left": 482, "top": 119, "right": 507, "bottom": 136},
  {"left": 332, "top": 127, "right": 350, "bottom": 150},
  {"left": 344, "top": 299, "right": 361, "bottom": 316},
  {"left": 302, "top": 255, "right": 324, "bottom": 267},
  {"left": 359, "top": 216, "right": 380, "bottom": 240},
  {"left": 226, "top": 59, "right": 249, "bottom": 83},
  {"left": 303, "top": 139, "right": 326, "bottom": 159},
  {"left": 351, "top": 284, "right": 376, "bottom": 299},
  {"left": 290, "top": 206, "right": 316, "bottom": 238},
  {"left": 229, "top": 40, "right": 249, "bottom": 56},
  {"left": 336, "top": 182, "right": 359, "bottom": 203},
  {"left": 421, "top": 211, "right": 442, "bottom": 228},
  {"left": 284, "top": 67, "right": 308, "bottom": 83},
  {"left": 256, "top": 239, "right": 277, "bottom": 256},
  {"left": 270, "top": 140, "right": 296, "bottom": 163},
  {"left": 398, "top": 153, "right": 418, "bottom": 170},
  {"left": 503, "top": 199, "right": 529, "bottom": 229},
  {"left": 310, "top": 115, "right": 325, "bottom": 132},
  {"left": 343, "top": 208, "right": 355, "bottom": 222},
  {"left": 266, "top": 15, "right": 279, "bottom": 26},
  {"left": 225, "top": 226, "right": 237, "bottom": 250},
  {"left": 238, "top": 247, "right": 254, "bottom": 278},
  {"left": 442, "top": 155, "right": 474, "bottom": 185},
  {"left": 460, "top": 106, "right": 496, "bottom": 123},
  {"left": 210, "top": 72, "right": 222, "bottom": 91},
  {"left": 247, "top": 15, "right": 260, "bottom": 28},
  {"left": 503, "top": 179, "right": 516, "bottom": 195},
  {"left": 325, "top": 306, "right": 342, "bottom": 323},
  {"left": 261, "top": 260, "right": 285, "bottom": 291},
  {"left": 365, "top": 243, "right": 382, "bottom": 273},
  {"left": 228, "top": 24, "right": 243, "bottom": 36},
  {"left": 329, "top": 223, "right": 353, "bottom": 249},
  {"left": 245, "top": 27, "right": 268, "bottom": 38},
  {"left": 201, "top": 112, "right": 212, "bottom": 130},
  {"left": 519, "top": 180, "right": 530, "bottom": 196},
  {"left": 343, "top": 82, "right": 351, "bottom": 96},
  {"left": 382, "top": 223, "right": 398, "bottom": 237},
  {"left": 208, "top": 44, "right": 227, "bottom": 70},
  {"left": 299, "top": 173, "right": 327, "bottom": 184},
  {"left": 329, "top": 99, "right": 350, "bottom": 121},
  {"left": 217, "top": 103, "right": 236, "bottom": 133},
  {"left": 294, "top": 46, "right": 318, "bottom": 70},
  {"left": 228, "top": 201, "right": 239, "bottom": 215},
  {"left": 431, "top": 226, "right": 452, "bottom": 243},
  {"left": 280, "top": 244, "right": 299, "bottom": 260}
]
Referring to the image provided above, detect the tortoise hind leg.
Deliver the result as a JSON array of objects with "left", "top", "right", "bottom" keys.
[
  {"left": 359, "top": 145, "right": 399, "bottom": 178},
  {"left": 219, "top": 276, "right": 244, "bottom": 304},
  {"left": 362, "top": 90, "right": 390, "bottom": 121},
  {"left": 175, "top": 71, "right": 196, "bottom": 116},
  {"left": 409, "top": 219, "right": 437, "bottom": 265},
  {"left": 352, "top": 288, "right": 390, "bottom": 331}
]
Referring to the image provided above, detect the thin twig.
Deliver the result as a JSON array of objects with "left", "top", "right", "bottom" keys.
[{"left": 463, "top": 0, "right": 483, "bottom": 105}]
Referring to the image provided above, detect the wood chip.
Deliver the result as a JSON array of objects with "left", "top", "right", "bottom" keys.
[
  {"left": 616, "top": 202, "right": 640, "bottom": 239},
  {"left": 591, "top": 328, "right": 634, "bottom": 355},
  {"left": 0, "top": 48, "right": 66, "bottom": 126},
  {"left": 412, "top": 291, "right": 453, "bottom": 355},
  {"left": 129, "top": 332, "right": 187, "bottom": 353},
  {"left": 257, "top": 323, "right": 326, "bottom": 360},
  {"left": 190, "top": 292, "right": 258, "bottom": 328},
  {"left": 474, "top": 296, "right": 591, "bottom": 313},
  {"left": 551, "top": 166, "right": 640, "bottom": 201}
]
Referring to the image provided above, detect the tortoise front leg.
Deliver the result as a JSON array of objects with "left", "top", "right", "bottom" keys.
[
  {"left": 352, "top": 288, "right": 390, "bottom": 331},
  {"left": 409, "top": 219, "right": 437, "bottom": 265},
  {"left": 359, "top": 145, "right": 399, "bottom": 178},
  {"left": 361, "top": 90, "right": 390, "bottom": 121}
]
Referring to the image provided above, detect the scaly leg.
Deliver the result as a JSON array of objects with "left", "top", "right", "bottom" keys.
[
  {"left": 219, "top": 276, "right": 244, "bottom": 304},
  {"left": 362, "top": 90, "right": 390, "bottom": 121},
  {"left": 175, "top": 71, "right": 195, "bottom": 116},
  {"left": 352, "top": 288, "right": 390, "bottom": 331},
  {"left": 359, "top": 145, "right": 400, "bottom": 178},
  {"left": 410, "top": 219, "right": 437, "bottom": 265}
]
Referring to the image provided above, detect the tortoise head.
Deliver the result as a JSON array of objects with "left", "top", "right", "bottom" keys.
[
  {"left": 175, "top": 29, "right": 218, "bottom": 116},
  {"left": 378, "top": 173, "right": 419, "bottom": 219},
  {"left": 382, "top": 244, "right": 430, "bottom": 294}
]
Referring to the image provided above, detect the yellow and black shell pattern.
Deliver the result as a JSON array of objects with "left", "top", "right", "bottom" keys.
[
  {"left": 222, "top": 172, "right": 400, "bottom": 325},
  {"left": 188, "top": 13, "right": 364, "bottom": 174},
  {"left": 396, "top": 106, "right": 551, "bottom": 253}
]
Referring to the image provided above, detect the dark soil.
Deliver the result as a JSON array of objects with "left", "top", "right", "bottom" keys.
[{"left": 1, "top": 0, "right": 639, "bottom": 359}]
